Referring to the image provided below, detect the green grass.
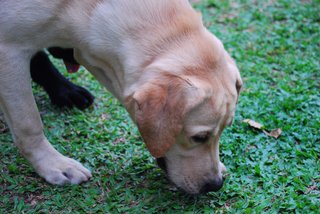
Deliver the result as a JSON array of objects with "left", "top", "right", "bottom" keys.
[{"left": 1, "top": 0, "right": 319, "bottom": 213}]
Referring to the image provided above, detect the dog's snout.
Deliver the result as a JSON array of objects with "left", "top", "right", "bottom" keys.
[
  {"left": 200, "top": 178, "right": 224, "bottom": 194},
  {"left": 156, "top": 157, "right": 167, "bottom": 173}
]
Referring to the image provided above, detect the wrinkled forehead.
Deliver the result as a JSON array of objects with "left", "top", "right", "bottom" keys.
[{"left": 184, "top": 93, "right": 226, "bottom": 133}]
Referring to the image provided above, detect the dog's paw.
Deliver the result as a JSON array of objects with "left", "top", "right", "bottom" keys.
[
  {"left": 49, "top": 83, "right": 94, "bottom": 110},
  {"left": 36, "top": 154, "right": 92, "bottom": 185}
]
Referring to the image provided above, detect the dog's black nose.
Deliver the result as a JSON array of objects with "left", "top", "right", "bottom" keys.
[{"left": 200, "top": 178, "right": 224, "bottom": 194}]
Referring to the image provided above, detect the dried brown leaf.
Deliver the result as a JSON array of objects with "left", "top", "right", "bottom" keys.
[
  {"left": 243, "top": 119, "right": 282, "bottom": 138},
  {"left": 246, "top": 145, "right": 258, "bottom": 152},
  {"left": 263, "top": 128, "right": 282, "bottom": 139},
  {"left": 113, "top": 138, "right": 125, "bottom": 145},
  {"left": 100, "top": 113, "right": 110, "bottom": 121},
  {"left": 243, "top": 119, "right": 264, "bottom": 130},
  {"left": 305, "top": 185, "right": 318, "bottom": 194}
]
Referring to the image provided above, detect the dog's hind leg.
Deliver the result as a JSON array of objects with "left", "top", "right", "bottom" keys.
[
  {"left": 0, "top": 47, "right": 92, "bottom": 185},
  {"left": 30, "top": 51, "right": 94, "bottom": 110}
]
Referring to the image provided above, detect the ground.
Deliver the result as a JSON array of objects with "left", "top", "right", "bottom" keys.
[{"left": 0, "top": 0, "right": 319, "bottom": 213}]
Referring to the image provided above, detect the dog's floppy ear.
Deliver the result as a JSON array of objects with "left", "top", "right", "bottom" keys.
[
  {"left": 128, "top": 75, "right": 205, "bottom": 158},
  {"left": 131, "top": 80, "right": 184, "bottom": 157}
]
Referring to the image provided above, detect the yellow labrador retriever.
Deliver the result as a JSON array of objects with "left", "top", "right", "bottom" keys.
[{"left": 0, "top": 0, "right": 242, "bottom": 195}]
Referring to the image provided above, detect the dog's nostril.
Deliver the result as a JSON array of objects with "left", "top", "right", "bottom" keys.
[
  {"left": 156, "top": 157, "right": 167, "bottom": 173},
  {"left": 200, "top": 178, "right": 224, "bottom": 194}
]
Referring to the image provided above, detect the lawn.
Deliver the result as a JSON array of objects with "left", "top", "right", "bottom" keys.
[{"left": 0, "top": 0, "right": 319, "bottom": 213}]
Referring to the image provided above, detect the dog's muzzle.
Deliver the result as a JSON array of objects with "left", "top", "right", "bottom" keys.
[
  {"left": 199, "top": 177, "right": 225, "bottom": 194},
  {"left": 156, "top": 157, "right": 225, "bottom": 195}
]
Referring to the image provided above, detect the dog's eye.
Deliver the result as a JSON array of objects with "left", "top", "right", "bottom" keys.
[{"left": 191, "top": 133, "right": 210, "bottom": 143}]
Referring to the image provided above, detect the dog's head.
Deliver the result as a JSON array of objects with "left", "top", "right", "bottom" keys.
[
  {"left": 126, "top": 37, "right": 242, "bottom": 195},
  {"left": 75, "top": 1, "right": 242, "bottom": 194}
]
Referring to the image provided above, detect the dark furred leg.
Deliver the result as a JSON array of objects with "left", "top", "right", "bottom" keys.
[
  {"left": 48, "top": 47, "right": 78, "bottom": 64},
  {"left": 30, "top": 51, "right": 94, "bottom": 110}
]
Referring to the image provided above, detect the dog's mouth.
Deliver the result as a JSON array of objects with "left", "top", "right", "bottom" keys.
[
  {"left": 156, "top": 157, "right": 167, "bottom": 173},
  {"left": 155, "top": 157, "right": 227, "bottom": 195},
  {"left": 63, "top": 60, "right": 80, "bottom": 73}
]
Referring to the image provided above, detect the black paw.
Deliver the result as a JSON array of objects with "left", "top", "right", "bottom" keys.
[
  {"left": 48, "top": 83, "right": 94, "bottom": 110},
  {"left": 30, "top": 50, "right": 94, "bottom": 110}
]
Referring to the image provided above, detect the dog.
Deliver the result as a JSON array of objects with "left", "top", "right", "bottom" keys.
[
  {"left": 30, "top": 47, "right": 94, "bottom": 109},
  {"left": 0, "top": 0, "right": 242, "bottom": 195}
]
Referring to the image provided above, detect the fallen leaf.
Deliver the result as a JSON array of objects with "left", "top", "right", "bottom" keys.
[
  {"left": 305, "top": 185, "right": 318, "bottom": 194},
  {"left": 263, "top": 128, "right": 282, "bottom": 139},
  {"left": 246, "top": 145, "right": 258, "bottom": 152},
  {"left": 30, "top": 199, "right": 38, "bottom": 207},
  {"left": 100, "top": 113, "right": 110, "bottom": 121},
  {"left": 243, "top": 119, "right": 282, "bottom": 138},
  {"left": 113, "top": 138, "right": 125, "bottom": 145},
  {"left": 243, "top": 119, "right": 264, "bottom": 129}
]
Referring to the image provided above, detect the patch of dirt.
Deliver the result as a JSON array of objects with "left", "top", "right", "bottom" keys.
[{"left": 1, "top": 182, "right": 48, "bottom": 208}]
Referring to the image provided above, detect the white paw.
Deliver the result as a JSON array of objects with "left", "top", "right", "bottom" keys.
[
  {"left": 34, "top": 153, "right": 92, "bottom": 185},
  {"left": 20, "top": 138, "right": 92, "bottom": 185}
]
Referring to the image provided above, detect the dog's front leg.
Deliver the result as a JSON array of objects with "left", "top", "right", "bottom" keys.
[{"left": 0, "top": 48, "right": 91, "bottom": 185}]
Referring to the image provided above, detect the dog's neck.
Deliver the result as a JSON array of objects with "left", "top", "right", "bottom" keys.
[{"left": 61, "top": 0, "right": 203, "bottom": 106}]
